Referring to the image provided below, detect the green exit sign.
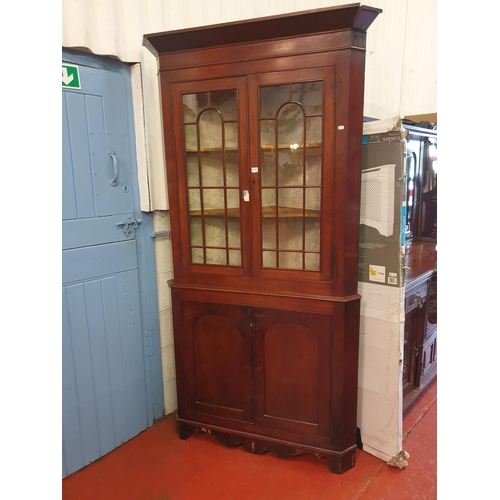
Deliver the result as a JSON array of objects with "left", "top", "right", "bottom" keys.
[{"left": 62, "top": 64, "right": 81, "bottom": 89}]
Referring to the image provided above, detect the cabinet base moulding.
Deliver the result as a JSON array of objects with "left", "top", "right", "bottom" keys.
[{"left": 177, "top": 418, "right": 357, "bottom": 474}]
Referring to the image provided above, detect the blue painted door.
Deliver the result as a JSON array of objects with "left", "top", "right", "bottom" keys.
[{"left": 62, "top": 49, "right": 163, "bottom": 478}]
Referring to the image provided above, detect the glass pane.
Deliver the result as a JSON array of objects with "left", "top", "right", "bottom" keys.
[
  {"left": 191, "top": 247, "right": 204, "bottom": 264},
  {"left": 306, "top": 148, "right": 321, "bottom": 186},
  {"left": 188, "top": 189, "right": 201, "bottom": 212},
  {"left": 206, "top": 248, "right": 227, "bottom": 265},
  {"left": 202, "top": 188, "right": 225, "bottom": 212},
  {"left": 228, "top": 219, "right": 241, "bottom": 248},
  {"left": 224, "top": 122, "right": 238, "bottom": 150},
  {"left": 183, "top": 92, "right": 208, "bottom": 122},
  {"left": 278, "top": 252, "right": 302, "bottom": 270},
  {"left": 278, "top": 103, "right": 304, "bottom": 148},
  {"left": 225, "top": 161, "right": 239, "bottom": 187},
  {"left": 261, "top": 151, "right": 276, "bottom": 187},
  {"left": 260, "top": 151, "right": 276, "bottom": 186},
  {"left": 260, "top": 120, "right": 275, "bottom": 147},
  {"left": 261, "top": 188, "right": 276, "bottom": 214},
  {"left": 184, "top": 124, "right": 197, "bottom": 152},
  {"left": 305, "top": 219, "right": 320, "bottom": 251},
  {"left": 305, "top": 188, "right": 321, "bottom": 212},
  {"left": 278, "top": 148, "right": 303, "bottom": 187},
  {"left": 189, "top": 216, "right": 202, "bottom": 247},
  {"left": 224, "top": 122, "right": 239, "bottom": 187},
  {"left": 261, "top": 121, "right": 276, "bottom": 187},
  {"left": 226, "top": 188, "right": 240, "bottom": 211},
  {"left": 189, "top": 189, "right": 202, "bottom": 248},
  {"left": 291, "top": 81, "right": 323, "bottom": 114},
  {"left": 278, "top": 218, "right": 303, "bottom": 251},
  {"left": 278, "top": 188, "right": 303, "bottom": 211},
  {"left": 306, "top": 116, "right": 322, "bottom": 146},
  {"left": 199, "top": 109, "right": 222, "bottom": 150},
  {"left": 227, "top": 190, "right": 241, "bottom": 247},
  {"left": 228, "top": 250, "right": 241, "bottom": 267},
  {"left": 262, "top": 219, "right": 276, "bottom": 250},
  {"left": 262, "top": 251, "right": 277, "bottom": 268},
  {"left": 304, "top": 192, "right": 320, "bottom": 258},
  {"left": 305, "top": 253, "right": 320, "bottom": 271},
  {"left": 260, "top": 85, "right": 289, "bottom": 117},
  {"left": 186, "top": 155, "right": 199, "bottom": 187},
  {"left": 210, "top": 90, "right": 237, "bottom": 121},
  {"left": 200, "top": 151, "right": 223, "bottom": 187},
  {"left": 204, "top": 218, "right": 226, "bottom": 248}
]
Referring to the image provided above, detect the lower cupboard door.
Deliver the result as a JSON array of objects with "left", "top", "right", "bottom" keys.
[
  {"left": 180, "top": 301, "right": 254, "bottom": 422},
  {"left": 253, "top": 308, "right": 332, "bottom": 439}
]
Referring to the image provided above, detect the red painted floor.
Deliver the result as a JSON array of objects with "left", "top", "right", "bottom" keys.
[{"left": 62, "top": 380, "right": 436, "bottom": 500}]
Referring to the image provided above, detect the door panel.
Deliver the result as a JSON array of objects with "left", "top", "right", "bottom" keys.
[
  {"left": 194, "top": 315, "right": 246, "bottom": 409},
  {"left": 62, "top": 74, "right": 132, "bottom": 219},
  {"left": 263, "top": 323, "right": 319, "bottom": 424},
  {"left": 403, "top": 308, "right": 420, "bottom": 397},
  {"left": 62, "top": 214, "right": 134, "bottom": 250},
  {"left": 419, "top": 329, "right": 437, "bottom": 387},
  {"left": 179, "top": 302, "right": 253, "bottom": 422},
  {"left": 62, "top": 289, "right": 85, "bottom": 474},
  {"left": 63, "top": 283, "right": 102, "bottom": 465},
  {"left": 253, "top": 308, "right": 332, "bottom": 438},
  {"left": 62, "top": 99, "right": 78, "bottom": 220},
  {"left": 62, "top": 50, "right": 160, "bottom": 478},
  {"left": 62, "top": 240, "right": 138, "bottom": 284},
  {"left": 63, "top": 92, "right": 96, "bottom": 219}
]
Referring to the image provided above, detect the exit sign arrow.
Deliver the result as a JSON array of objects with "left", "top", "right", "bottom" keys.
[
  {"left": 62, "top": 67, "right": 73, "bottom": 85},
  {"left": 62, "top": 64, "right": 81, "bottom": 89}
]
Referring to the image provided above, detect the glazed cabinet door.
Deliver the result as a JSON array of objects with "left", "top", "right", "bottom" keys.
[
  {"left": 170, "top": 77, "right": 251, "bottom": 276},
  {"left": 176, "top": 301, "right": 254, "bottom": 422},
  {"left": 252, "top": 308, "right": 332, "bottom": 440},
  {"left": 249, "top": 68, "right": 336, "bottom": 283}
]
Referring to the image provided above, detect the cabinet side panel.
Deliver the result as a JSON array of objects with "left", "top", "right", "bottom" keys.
[
  {"left": 344, "top": 50, "right": 366, "bottom": 295},
  {"left": 330, "top": 299, "right": 360, "bottom": 451}
]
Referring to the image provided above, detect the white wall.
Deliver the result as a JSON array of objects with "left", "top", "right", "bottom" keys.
[
  {"left": 363, "top": 0, "right": 437, "bottom": 119},
  {"left": 62, "top": 0, "right": 437, "bottom": 460}
]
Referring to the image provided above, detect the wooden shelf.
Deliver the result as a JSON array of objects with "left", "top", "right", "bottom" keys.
[
  {"left": 263, "top": 206, "right": 320, "bottom": 218},
  {"left": 190, "top": 206, "right": 320, "bottom": 218},
  {"left": 186, "top": 147, "right": 238, "bottom": 153},
  {"left": 261, "top": 143, "right": 322, "bottom": 151}
]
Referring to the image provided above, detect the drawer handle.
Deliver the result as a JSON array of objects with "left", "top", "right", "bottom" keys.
[{"left": 414, "top": 291, "right": 424, "bottom": 309}]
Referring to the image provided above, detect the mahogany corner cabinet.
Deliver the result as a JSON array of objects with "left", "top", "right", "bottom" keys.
[{"left": 144, "top": 3, "right": 381, "bottom": 474}]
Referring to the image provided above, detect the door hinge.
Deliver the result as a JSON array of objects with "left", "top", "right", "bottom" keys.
[{"left": 117, "top": 217, "right": 142, "bottom": 236}]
